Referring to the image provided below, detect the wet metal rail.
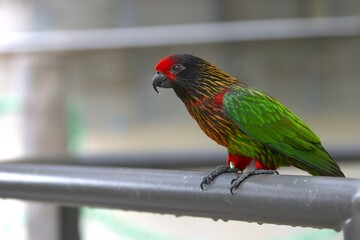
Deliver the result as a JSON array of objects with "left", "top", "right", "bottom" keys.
[{"left": 0, "top": 163, "right": 359, "bottom": 240}]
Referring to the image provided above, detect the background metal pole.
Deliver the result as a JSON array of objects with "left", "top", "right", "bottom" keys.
[
  {"left": 5, "top": 145, "right": 360, "bottom": 169},
  {"left": 59, "top": 207, "right": 80, "bottom": 240},
  {"left": 343, "top": 195, "right": 360, "bottom": 240},
  {"left": 15, "top": 56, "right": 67, "bottom": 240},
  {"left": 1, "top": 16, "right": 359, "bottom": 54}
]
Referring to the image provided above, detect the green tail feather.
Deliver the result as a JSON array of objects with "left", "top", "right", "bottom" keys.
[{"left": 271, "top": 142, "right": 345, "bottom": 177}]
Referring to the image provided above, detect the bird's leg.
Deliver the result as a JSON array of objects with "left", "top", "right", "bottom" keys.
[
  {"left": 230, "top": 167, "right": 278, "bottom": 194},
  {"left": 200, "top": 163, "right": 239, "bottom": 190}
]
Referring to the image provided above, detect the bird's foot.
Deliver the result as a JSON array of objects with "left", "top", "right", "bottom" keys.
[
  {"left": 200, "top": 165, "right": 239, "bottom": 190},
  {"left": 230, "top": 169, "right": 279, "bottom": 194}
]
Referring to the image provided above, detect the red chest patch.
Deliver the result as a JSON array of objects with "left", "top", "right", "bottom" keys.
[
  {"left": 192, "top": 90, "right": 228, "bottom": 107},
  {"left": 213, "top": 90, "right": 228, "bottom": 107}
]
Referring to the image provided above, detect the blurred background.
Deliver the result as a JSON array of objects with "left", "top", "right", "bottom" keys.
[{"left": 0, "top": 0, "right": 359, "bottom": 240}]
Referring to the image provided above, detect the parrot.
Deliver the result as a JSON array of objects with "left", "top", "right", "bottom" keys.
[{"left": 152, "top": 54, "right": 345, "bottom": 193}]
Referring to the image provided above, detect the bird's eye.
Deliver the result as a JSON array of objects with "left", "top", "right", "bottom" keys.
[{"left": 171, "top": 64, "right": 185, "bottom": 74}]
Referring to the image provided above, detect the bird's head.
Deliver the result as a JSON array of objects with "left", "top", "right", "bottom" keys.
[
  {"left": 152, "top": 54, "right": 240, "bottom": 103},
  {"left": 152, "top": 54, "right": 202, "bottom": 94}
]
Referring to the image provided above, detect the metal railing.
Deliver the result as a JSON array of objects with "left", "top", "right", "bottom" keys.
[{"left": 0, "top": 162, "right": 359, "bottom": 240}]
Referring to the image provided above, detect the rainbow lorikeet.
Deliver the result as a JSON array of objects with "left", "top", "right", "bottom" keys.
[{"left": 152, "top": 54, "right": 345, "bottom": 193}]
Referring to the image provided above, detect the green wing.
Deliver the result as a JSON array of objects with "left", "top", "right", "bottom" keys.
[{"left": 223, "top": 87, "right": 344, "bottom": 177}]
